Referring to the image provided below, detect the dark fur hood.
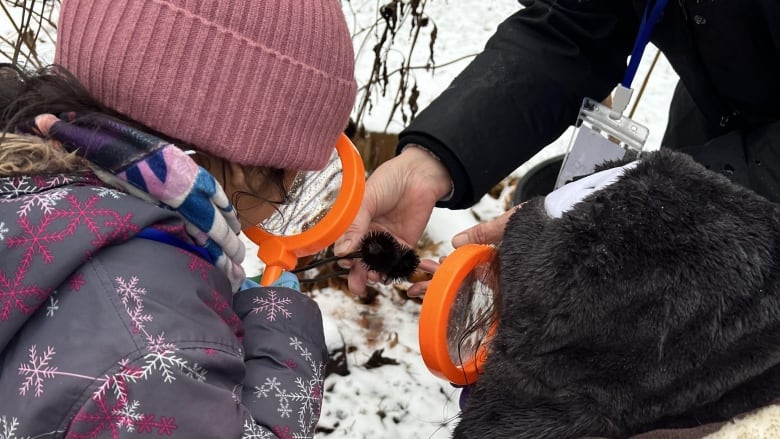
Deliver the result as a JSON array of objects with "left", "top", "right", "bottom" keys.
[{"left": 455, "top": 150, "right": 780, "bottom": 438}]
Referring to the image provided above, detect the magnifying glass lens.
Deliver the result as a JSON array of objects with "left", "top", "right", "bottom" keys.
[
  {"left": 446, "top": 260, "right": 498, "bottom": 367},
  {"left": 260, "top": 148, "right": 343, "bottom": 236}
]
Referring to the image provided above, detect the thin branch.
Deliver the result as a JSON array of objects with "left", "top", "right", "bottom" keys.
[
  {"left": 629, "top": 49, "right": 661, "bottom": 119},
  {"left": 385, "top": 52, "right": 476, "bottom": 78},
  {"left": 0, "top": 2, "right": 23, "bottom": 37}
]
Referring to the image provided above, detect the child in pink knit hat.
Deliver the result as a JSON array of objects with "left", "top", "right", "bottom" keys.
[{"left": 0, "top": 0, "right": 355, "bottom": 437}]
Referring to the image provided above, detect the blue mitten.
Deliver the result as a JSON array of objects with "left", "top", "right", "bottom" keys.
[
  {"left": 241, "top": 271, "right": 301, "bottom": 292},
  {"left": 272, "top": 271, "right": 301, "bottom": 291}
]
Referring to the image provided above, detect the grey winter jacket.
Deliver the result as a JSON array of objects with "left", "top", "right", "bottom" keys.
[{"left": 0, "top": 173, "right": 327, "bottom": 438}]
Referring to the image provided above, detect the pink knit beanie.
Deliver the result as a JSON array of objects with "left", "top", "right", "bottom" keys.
[{"left": 55, "top": 0, "right": 357, "bottom": 171}]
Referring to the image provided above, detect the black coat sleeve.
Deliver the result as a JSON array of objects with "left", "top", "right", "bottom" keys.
[{"left": 397, "top": 0, "right": 639, "bottom": 209}]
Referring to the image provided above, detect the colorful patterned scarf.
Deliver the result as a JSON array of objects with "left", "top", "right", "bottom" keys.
[{"left": 21, "top": 112, "right": 246, "bottom": 291}]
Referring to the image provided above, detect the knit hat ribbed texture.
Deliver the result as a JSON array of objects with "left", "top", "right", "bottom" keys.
[{"left": 55, "top": 0, "right": 357, "bottom": 170}]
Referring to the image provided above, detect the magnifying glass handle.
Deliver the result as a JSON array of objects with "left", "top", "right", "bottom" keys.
[
  {"left": 260, "top": 265, "right": 284, "bottom": 287},
  {"left": 244, "top": 133, "right": 366, "bottom": 286},
  {"left": 257, "top": 236, "right": 299, "bottom": 286}
]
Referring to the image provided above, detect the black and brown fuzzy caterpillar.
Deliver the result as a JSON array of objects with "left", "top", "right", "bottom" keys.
[
  {"left": 293, "top": 230, "right": 420, "bottom": 282},
  {"left": 357, "top": 230, "right": 420, "bottom": 281}
]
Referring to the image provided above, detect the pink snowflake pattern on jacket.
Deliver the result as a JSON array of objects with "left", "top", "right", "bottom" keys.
[{"left": 251, "top": 290, "right": 293, "bottom": 322}]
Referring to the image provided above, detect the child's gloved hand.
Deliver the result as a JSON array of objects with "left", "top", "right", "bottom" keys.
[
  {"left": 241, "top": 271, "right": 301, "bottom": 292},
  {"left": 271, "top": 271, "right": 301, "bottom": 291},
  {"left": 544, "top": 161, "right": 639, "bottom": 218}
]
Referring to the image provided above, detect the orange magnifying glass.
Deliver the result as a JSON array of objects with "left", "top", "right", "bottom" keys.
[
  {"left": 243, "top": 133, "right": 365, "bottom": 286},
  {"left": 419, "top": 244, "right": 499, "bottom": 386}
]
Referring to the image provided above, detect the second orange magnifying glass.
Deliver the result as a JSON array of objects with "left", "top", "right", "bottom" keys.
[
  {"left": 243, "top": 133, "right": 365, "bottom": 286},
  {"left": 419, "top": 244, "right": 499, "bottom": 386}
]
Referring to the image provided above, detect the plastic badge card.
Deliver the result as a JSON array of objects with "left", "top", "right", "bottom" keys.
[{"left": 555, "top": 97, "right": 649, "bottom": 189}]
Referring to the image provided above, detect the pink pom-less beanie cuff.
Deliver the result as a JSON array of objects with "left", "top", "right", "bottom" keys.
[{"left": 56, "top": 0, "right": 357, "bottom": 171}]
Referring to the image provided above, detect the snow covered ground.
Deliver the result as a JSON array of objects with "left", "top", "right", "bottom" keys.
[{"left": 2, "top": 1, "right": 680, "bottom": 437}]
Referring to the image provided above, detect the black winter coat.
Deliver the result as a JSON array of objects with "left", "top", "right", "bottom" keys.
[{"left": 399, "top": 0, "right": 780, "bottom": 208}]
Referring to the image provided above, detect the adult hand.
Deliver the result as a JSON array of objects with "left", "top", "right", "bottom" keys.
[
  {"left": 406, "top": 258, "right": 440, "bottom": 298},
  {"left": 334, "top": 145, "right": 453, "bottom": 296},
  {"left": 451, "top": 204, "right": 523, "bottom": 248},
  {"left": 405, "top": 205, "right": 521, "bottom": 298}
]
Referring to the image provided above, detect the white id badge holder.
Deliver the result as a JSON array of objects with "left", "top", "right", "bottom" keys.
[{"left": 555, "top": 97, "right": 649, "bottom": 190}]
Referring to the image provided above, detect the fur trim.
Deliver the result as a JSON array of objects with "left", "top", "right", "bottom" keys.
[
  {"left": 705, "top": 404, "right": 780, "bottom": 439},
  {"left": 455, "top": 150, "right": 780, "bottom": 438}
]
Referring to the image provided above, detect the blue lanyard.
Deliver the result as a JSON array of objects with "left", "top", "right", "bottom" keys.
[{"left": 622, "top": 0, "right": 669, "bottom": 88}]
